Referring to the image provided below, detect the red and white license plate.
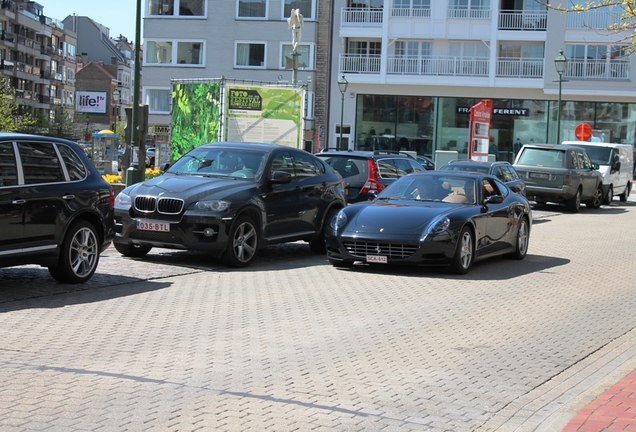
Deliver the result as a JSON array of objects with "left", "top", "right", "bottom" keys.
[
  {"left": 136, "top": 220, "right": 170, "bottom": 232},
  {"left": 366, "top": 255, "right": 387, "bottom": 264}
]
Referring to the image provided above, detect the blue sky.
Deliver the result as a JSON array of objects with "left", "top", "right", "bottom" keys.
[{"left": 40, "top": 0, "right": 140, "bottom": 41}]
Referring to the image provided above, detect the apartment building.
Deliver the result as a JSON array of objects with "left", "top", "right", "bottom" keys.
[
  {"left": 141, "top": 0, "right": 319, "bottom": 148},
  {"left": 0, "top": 0, "right": 77, "bottom": 126},
  {"left": 330, "top": 2, "right": 636, "bottom": 161}
]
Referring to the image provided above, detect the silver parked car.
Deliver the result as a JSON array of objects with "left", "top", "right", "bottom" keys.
[{"left": 513, "top": 143, "right": 603, "bottom": 212}]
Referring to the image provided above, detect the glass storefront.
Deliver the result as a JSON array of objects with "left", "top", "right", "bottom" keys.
[{"left": 354, "top": 94, "right": 636, "bottom": 163}]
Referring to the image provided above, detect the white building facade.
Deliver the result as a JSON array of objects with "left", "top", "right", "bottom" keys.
[{"left": 329, "top": 1, "right": 636, "bottom": 161}]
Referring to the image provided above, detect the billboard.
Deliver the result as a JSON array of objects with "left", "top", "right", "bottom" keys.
[
  {"left": 225, "top": 85, "right": 303, "bottom": 147},
  {"left": 171, "top": 78, "right": 305, "bottom": 161},
  {"left": 468, "top": 100, "right": 492, "bottom": 162},
  {"left": 75, "top": 91, "right": 107, "bottom": 114}
]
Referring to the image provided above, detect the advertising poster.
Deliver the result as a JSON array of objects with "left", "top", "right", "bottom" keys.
[
  {"left": 225, "top": 85, "right": 303, "bottom": 147},
  {"left": 468, "top": 100, "right": 492, "bottom": 162},
  {"left": 170, "top": 81, "right": 222, "bottom": 161},
  {"left": 75, "top": 91, "right": 107, "bottom": 114}
]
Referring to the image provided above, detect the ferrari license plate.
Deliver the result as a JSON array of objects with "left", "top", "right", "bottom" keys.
[
  {"left": 366, "top": 255, "right": 387, "bottom": 264},
  {"left": 136, "top": 220, "right": 170, "bottom": 232}
]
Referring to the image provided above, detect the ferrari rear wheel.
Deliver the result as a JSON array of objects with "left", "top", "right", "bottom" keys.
[
  {"left": 450, "top": 227, "right": 473, "bottom": 275},
  {"left": 510, "top": 216, "right": 529, "bottom": 260}
]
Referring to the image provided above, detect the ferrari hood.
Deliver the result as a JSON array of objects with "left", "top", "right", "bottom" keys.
[{"left": 350, "top": 201, "right": 457, "bottom": 232}]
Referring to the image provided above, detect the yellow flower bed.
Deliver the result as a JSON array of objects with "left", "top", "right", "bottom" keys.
[{"left": 102, "top": 168, "right": 161, "bottom": 185}]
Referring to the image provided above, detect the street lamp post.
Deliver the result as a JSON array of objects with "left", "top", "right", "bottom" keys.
[
  {"left": 337, "top": 75, "right": 348, "bottom": 150},
  {"left": 112, "top": 88, "right": 120, "bottom": 133},
  {"left": 554, "top": 49, "right": 568, "bottom": 144}
]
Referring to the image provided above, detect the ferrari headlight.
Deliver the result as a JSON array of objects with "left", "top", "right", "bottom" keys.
[
  {"left": 195, "top": 200, "right": 229, "bottom": 211},
  {"left": 330, "top": 210, "right": 347, "bottom": 230},
  {"left": 428, "top": 216, "right": 450, "bottom": 234},
  {"left": 114, "top": 192, "right": 132, "bottom": 210}
]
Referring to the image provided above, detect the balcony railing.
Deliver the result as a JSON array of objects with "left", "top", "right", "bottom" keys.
[
  {"left": 498, "top": 10, "right": 547, "bottom": 30},
  {"left": 341, "top": 7, "right": 383, "bottom": 27},
  {"left": 390, "top": 7, "right": 430, "bottom": 18},
  {"left": 567, "top": 9, "right": 621, "bottom": 28},
  {"left": 0, "top": 59, "right": 14, "bottom": 71},
  {"left": 387, "top": 55, "right": 489, "bottom": 76},
  {"left": 496, "top": 58, "right": 544, "bottom": 77},
  {"left": 340, "top": 54, "right": 381, "bottom": 74},
  {"left": 448, "top": 8, "right": 490, "bottom": 19},
  {"left": 566, "top": 59, "right": 630, "bottom": 80}
]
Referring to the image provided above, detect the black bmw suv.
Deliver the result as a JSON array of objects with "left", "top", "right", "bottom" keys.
[
  {"left": 0, "top": 133, "right": 115, "bottom": 283},
  {"left": 113, "top": 142, "right": 346, "bottom": 267},
  {"left": 315, "top": 150, "right": 427, "bottom": 203}
]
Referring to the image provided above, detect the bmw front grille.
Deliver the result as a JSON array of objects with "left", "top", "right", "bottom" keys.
[{"left": 134, "top": 196, "right": 184, "bottom": 215}]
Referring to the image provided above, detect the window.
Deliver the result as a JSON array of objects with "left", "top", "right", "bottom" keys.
[
  {"left": 393, "top": 0, "right": 430, "bottom": 17},
  {"left": 280, "top": 44, "right": 312, "bottom": 69},
  {"left": 146, "top": 41, "right": 173, "bottom": 64},
  {"left": 148, "top": 0, "right": 205, "bottom": 16},
  {"left": 283, "top": 0, "right": 314, "bottom": 20},
  {"left": 448, "top": 0, "right": 490, "bottom": 18},
  {"left": 145, "top": 88, "right": 172, "bottom": 113},
  {"left": 291, "top": 151, "right": 320, "bottom": 178},
  {"left": 0, "top": 142, "right": 17, "bottom": 187},
  {"left": 238, "top": 0, "right": 267, "bottom": 18},
  {"left": 565, "top": 44, "right": 629, "bottom": 79},
  {"left": 58, "top": 145, "right": 87, "bottom": 181},
  {"left": 18, "top": 142, "right": 65, "bottom": 184},
  {"left": 145, "top": 40, "right": 205, "bottom": 66},
  {"left": 236, "top": 42, "right": 265, "bottom": 68}
]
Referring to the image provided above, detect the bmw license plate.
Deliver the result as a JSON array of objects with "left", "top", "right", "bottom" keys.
[
  {"left": 136, "top": 220, "right": 170, "bottom": 232},
  {"left": 366, "top": 255, "right": 387, "bottom": 264}
]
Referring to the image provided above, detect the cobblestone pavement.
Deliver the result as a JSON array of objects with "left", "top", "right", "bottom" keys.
[{"left": 0, "top": 201, "right": 635, "bottom": 431}]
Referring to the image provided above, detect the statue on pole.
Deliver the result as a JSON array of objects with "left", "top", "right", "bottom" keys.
[{"left": 287, "top": 8, "right": 303, "bottom": 52}]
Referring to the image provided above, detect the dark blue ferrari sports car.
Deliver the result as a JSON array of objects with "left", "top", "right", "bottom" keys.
[{"left": 325, "top": 171, "right": 532, "bottom": 274}]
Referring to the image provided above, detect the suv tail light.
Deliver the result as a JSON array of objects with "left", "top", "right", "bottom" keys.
[
  {"left": 359, "top": 159, "right": 384, "bottom": 194},
  {"left": 109, "top": 186, "right": 115, "bottom": 207}
]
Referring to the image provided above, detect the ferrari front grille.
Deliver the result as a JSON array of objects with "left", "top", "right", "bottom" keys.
[{"left": 343, "top": 240, "right": 418, "bottom": 259}]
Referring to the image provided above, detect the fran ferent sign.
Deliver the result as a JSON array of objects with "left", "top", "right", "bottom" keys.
[{"left": 76, "top": 91, "right": 107, "bottom": 114}]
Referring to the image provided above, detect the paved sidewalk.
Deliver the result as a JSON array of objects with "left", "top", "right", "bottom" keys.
[{"left": 562, "top": 370, "right": 636, "bottom": 431}]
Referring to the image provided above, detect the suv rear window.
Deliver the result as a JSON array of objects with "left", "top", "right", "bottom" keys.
[
  {"left": 517, "top": 148, "right": 565, "bottom": 168},
  {"left": 322, "top": 156, "right": 368, "bottom": 183}
]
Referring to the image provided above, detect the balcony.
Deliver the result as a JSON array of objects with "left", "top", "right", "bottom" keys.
[
  {"left": 390, "top": 7, "right": 430, "bottom": 18},
  {"left": 566, "top": 59, "right": 630, "bottom": 80},
  {"left": 566, "top": 9, "right": 621, "bottom": 28},
  {"left": 341, "top": 7, "right": 383, "bottom": 27},
  {"left": 498, "top": 10, "right": 547, "bottom": 30},
  {"left": 387, "top": 56, "right": 489, "bottom": 76},
  {"left": 0, "top": 59, "right": 14, "bottom": 71},
  {"left": 447, "top": 8, "right": 490, "bottom": 19},
  {"left": 340, "top": 54, "right": 381, "bottom": 74},
  {"left": 496, "top": 58, "right": 544, "bottom": 78}
]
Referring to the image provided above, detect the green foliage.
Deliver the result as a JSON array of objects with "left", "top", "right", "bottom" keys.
[
  {"left": 47, "top": 109, "right": 76, "bottom": 139},
  {"left": 171, "top": 82, "right": 221, "bottom": 161},
  {"left": 0, "top": 78, "right": 36, "bottom": 132}
]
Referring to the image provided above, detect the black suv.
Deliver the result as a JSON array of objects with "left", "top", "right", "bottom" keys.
[
  {"left": 439, "top": 159, "right": 526, "bottom": 196},
  {"left": 0, "top": 133, "right": 115, "bottom": 283},
  {"left": 315, "top": 150, "right": 426, "bottom": 203},
  {"left": 114, "top": 142, "right": 346, "bottom": 267}
]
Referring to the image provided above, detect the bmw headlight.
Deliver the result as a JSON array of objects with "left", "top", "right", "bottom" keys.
[
  {"left": 427, "top": 216, "right": 450, "bottom": 234},
  {"left": 195, "top": 200, "right": 229, "bottom": 211},
  {"left": 330, "top": 210, "right": 347, "bottom": 230},
  {"left": 114, "top": 192, "right": 132, "bottom": 210}
]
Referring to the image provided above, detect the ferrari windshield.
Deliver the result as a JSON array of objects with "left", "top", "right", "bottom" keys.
[
  {"left": 379, "top": 174, "right": 477, "bottom": 205},
  {"left": 167, "top": 147, "right": 266, "bottom": 179}
]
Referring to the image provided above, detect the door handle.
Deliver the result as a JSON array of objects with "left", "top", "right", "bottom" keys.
[
  {"left": 11, "top": 199, "right": 26, "bottom": 205},
  {"left": 62, "top": 194, "right": 75, "bottom": 200}
]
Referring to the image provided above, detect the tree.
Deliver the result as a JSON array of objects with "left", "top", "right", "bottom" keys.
[
  {"left": 48, "top": 108, "right": 76, "bottom": 139},
  {"left": 0, "top": 78, "right": 36, "bottom": 132},
  {"left": 544, "top": 2, "right": 636, "bottom": 53}
]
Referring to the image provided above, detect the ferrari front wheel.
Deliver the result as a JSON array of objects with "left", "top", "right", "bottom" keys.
[{"left": 450, "top": 227, "right": 473, "bottom": 275}]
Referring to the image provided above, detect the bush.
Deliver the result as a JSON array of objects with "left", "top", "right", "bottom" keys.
[{"left": 102, "top": 168, "right": 160, "bottom": 184}]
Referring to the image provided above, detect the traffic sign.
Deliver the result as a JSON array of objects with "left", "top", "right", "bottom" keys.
[{"left": 575, "top": 123, "right": 593, "bottom": 141}]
